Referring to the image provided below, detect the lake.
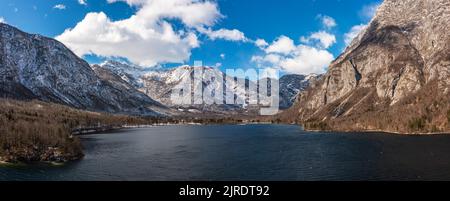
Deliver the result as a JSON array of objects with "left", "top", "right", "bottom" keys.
[{"left": 1, "top": 124, "right": 450, "bottom": 181}]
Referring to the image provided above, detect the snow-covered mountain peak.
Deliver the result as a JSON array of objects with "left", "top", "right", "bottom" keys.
[{"left": 96, "top": 60, "right": 320, "bottom": 113}]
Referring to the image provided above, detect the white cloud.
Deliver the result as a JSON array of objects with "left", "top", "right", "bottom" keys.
[
  {"left": 53, "top": 4, "right": 66, "bottom": 10},
  {"left": 78, "top": 0, "right": 87, "bottom": 5},
  {"left": 318, "top": 15, "right": 337, "bottom": 29},
  {"left": 252, "top": 54, "right": 281, "bottom": 65},
  {"left": 56, "top": 0, "right": 222, "bottom": 67},
  {"left": 305, "top": 16, "right": 337, "bottom": 49},
  {"left": 265, "top": 36, "right": 296, "bottom": 55},
  {"left": 255, "top": 38, "right": 268, "bottom": 49},
  {"left": 344, "top": 24, "right": 367, "bottom": 45},
  {"left": 279, "top": 45, "right": 334, "bottom": 75},
  {"left": 252, "top": 36, "right": 334, "bottom": 75},
  {"left": 359, "top": 3, "right": 381, "bottom": 20},
  {"left": 300, "top": 31, "right": 336, "bottom": 49},
  {"left": 220, "top": 53, "right": 225, "bottom": 59},
  {"left": 0, "top": 17, "right": 6, "bottom": 24},
  {"left": 199, "top": 27, "right": 247, "bottom": 42},
  {"left": 118, "top": 0, "right": 221, "bottom": 27},
  {"left": 107, "top": 0, "right": 147, "bottom": 6}
]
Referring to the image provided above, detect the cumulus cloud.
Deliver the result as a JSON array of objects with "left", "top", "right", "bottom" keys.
[
  {"left": 0, "top": 17, "right": 6, "bottom": 24},
  {"left": 264, "top": 36, "right": 296, "bottom": 55},
  {"left": 107, "top": 0, "right": 147, "bottom": 6},
  {"left": 56, "top": 0, "right": 222, "bottom": 67},
  {"left": 78, "top": 0, "right": 87, "bottom": 5},
  {"left": 252, "top": 54, "right": 281, "bottom": 65},
  {"left": 300, "top": 31, "right": 336, "bottom": 49},
  {"left": 199, "top": 27, "right": 247, "bottom": 42},
  {"left": 126, "top": 0, "right": 221, "bottom": 27},
  {"left": 53, "top": 4, "right": 66, "bottom": 10},
  {"left": 252, "top": 36, "right": 334, "bottom": 75},
  {"left": 318, "top": 15, "right": 337, "bottom": 29},
  {"left": 344, "top": 24, "right": 367, "bottom": 45},
  {"left": 250, "top": 13, "right": 338, "bottom": 75},
  {"left": 278, "top": 45, "right": 334, "bottom": 75},
  {"left": 255, "top": 38, "right": 268, "bottom": 49},
  {"left": 220, "top": 53, "right": 225, "bottom": 59}
]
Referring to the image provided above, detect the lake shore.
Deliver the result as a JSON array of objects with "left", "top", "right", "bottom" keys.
[
  {"left": 75, "top": 121, "right": 450, "bottom": 137},
  {"left": 1, "top": 98, "right": 449, "bottom": 164},
  {"left": 304, "top": 128, "right": 450, "bottom": 136},
  {"left": 4, "top": 124, "right": 450, "bottom": 181}
]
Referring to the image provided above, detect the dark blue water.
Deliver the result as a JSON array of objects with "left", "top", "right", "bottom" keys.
[{"left": 1, "top": 124, "right": 450, "bottom": 181}]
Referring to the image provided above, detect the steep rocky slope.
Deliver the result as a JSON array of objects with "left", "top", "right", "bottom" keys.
[
  {"left": 91, "top": 65, "right": 168, "bottom": 114},
  {"left": 279, "top": 74, "right": 320, "bottom": 109},
  {"left": 0, "top": 23, "right": 163, "bottom": 115},
  {"left": 285, "top": 0, "right": 450, "bottom": 133}
]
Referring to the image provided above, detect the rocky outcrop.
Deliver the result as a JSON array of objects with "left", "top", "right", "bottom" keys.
[
  {"left": 287, "top": 0, "right": 450, "bottom": 133},
  {"left": 0, "top": 23, "right": 164, "bottom": 115}
]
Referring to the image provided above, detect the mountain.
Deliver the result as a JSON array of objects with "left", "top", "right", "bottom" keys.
[
  {"left": 95, "top": 60, "right": 152, "bottom": 89},
  {"left": 0, "top": 22, "right": 314, "bottom": 117},
  {"left": 99, "top": 62, "right": 261, "bottom": 115},
  {"left": 98, "top": 61, "right": 318, "bottom": 114},
  {"left": 284, "top": 0, "right": 450, "bottom": 133},
  {"left": 0, "top": 23, "right": 164, "bottom": 115},
  {"left": 279, "top": 74, "right": 320, "bottom": 109}
]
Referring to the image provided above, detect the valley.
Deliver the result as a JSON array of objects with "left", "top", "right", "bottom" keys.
[{"left": 1, "top": 0, "right": 450, "bottom": 166}]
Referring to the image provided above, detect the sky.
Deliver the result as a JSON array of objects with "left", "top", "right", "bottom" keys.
[{"left": 0, "top": 0, "right": 381, "bottom": 75}]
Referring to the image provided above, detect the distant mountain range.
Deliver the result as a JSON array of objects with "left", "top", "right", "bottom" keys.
[
  {"left": 0, "top": 23, "right": 317, "bottom": 116},
  {"left": 96, "top": 60, "right": 319, "bottom": 115}
]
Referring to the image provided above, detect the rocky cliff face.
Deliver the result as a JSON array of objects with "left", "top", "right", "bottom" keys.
[
  {"left": 279, "top": 74, "right": 320, "bottom": 109},
  {"left": 0, "top": 23, "right": 163, "bottom": 115},
  {"left": 288, "top": 0, "right": 450, "bottom": 133}
]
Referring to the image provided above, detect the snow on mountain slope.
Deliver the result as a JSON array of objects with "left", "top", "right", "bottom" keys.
[
  {"left": 0, "top": 23, "right": 163, "bottom": 115},
  {"left": 98, "top": 61, "right": 319, "bottom": 112},
  {"left": 279, "top": 74, "right": 320, "bottom": 109}
]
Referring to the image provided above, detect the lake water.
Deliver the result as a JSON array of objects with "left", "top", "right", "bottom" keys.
[{"left": 1, "top": 124, "right": 450, "bottom": 181}]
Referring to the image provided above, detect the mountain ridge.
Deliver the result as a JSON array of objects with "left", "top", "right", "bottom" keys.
[
  {"left": 97, "top": 60, "right": 320, "bottom": 114},
  {"left": 0, "top": 23, "right": 164, "bottom": 116},
  {"left": 282, "top": 0, "right": 450, "bottom": 133},
  {"left": 1, "top": 22, "right": 320, "bottom": 117}
]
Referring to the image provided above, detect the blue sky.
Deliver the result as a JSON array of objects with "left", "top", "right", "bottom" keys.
[{"left": 0, "top": 0, "right": 381, "bottom": 75}]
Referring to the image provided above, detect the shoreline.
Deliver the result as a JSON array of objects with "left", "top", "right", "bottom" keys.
[
  {"left": 0, "top": 159, "right": 70, "bottom": 166},
  {"left": 0, "top": 160, "right": 9, "bottom": 165},
  {"left": 73, "top": 122, "right": 276, "bottom": 136},
  {"left": 303, "top": 128, "right": 450, "bottom": 136},
  {"left": 74, "top": 122, "right": 450, "bottom": 136},
  {"left": 3, "top": 124, "right": 450, "bottom": 165}
]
